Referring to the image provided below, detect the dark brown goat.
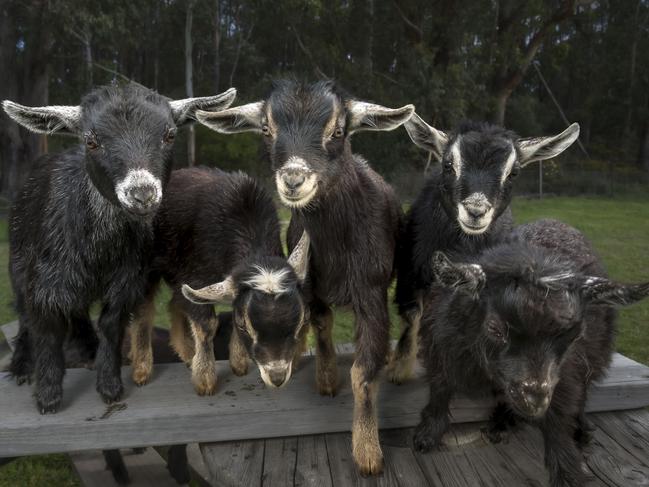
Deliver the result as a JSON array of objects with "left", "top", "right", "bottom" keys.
[{"left": 196, "top": 80, "right": 414, "bottom": 475}]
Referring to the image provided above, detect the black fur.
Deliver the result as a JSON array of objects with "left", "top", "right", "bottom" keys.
[
  {"left": 8, "top": 84, "right": 178, "bottom": 413},
  {"left": 149, "top": 167, "right": 307, "bottom": 374},
  {"left": 396, "top": 122, "right": 519, "bottom": 315},
  {"left": 414, "top": 219, "right": 649, "bottom": 487}
]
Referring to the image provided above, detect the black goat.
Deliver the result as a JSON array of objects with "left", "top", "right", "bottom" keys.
[
  {"left": 390, "top": 116, "right": 580, "bottom": 383},
  {"left": 129, "top": 167, "right": 310, "bottom": 394},
  {"left": 196, "top": 80, "right": 413, "bottom": 475},
  {"left": 2, "top": 84, "right": 236, "bottom": 413},
  {"left": 414, "top": 219, "right": 649, "bottom": 487}
]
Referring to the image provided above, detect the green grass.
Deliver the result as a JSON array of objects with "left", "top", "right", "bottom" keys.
[
  {"left": 1, "top": 195, "right": 648, "bottom": 485},
  {"left": 513, "top": 196, "right": 649, "bottom": 365}
]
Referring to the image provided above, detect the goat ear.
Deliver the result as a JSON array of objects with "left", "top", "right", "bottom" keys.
[
  {"left": 181, "top": 277, "right": 237, "bottom": 305},
  {"left": 2, "top": 100, "right": 82, "bottom": 135},
  {"left": 517, "top": 123, "right": 580, "bottom": 167},
  {"left": 432, "top": 252, "right": 486, "bottom": 296},
  {"left": 404, "top": 113, "right": 448, "bottom": 162},
  {"left": 581, "top": 276, "right": 649, "bottom": 307},
  {"left": 287, "top": 231, "right": 310, "bottom": 283},
  {"left": 346, "top": 101, "right": 414, "bottom": 134},
  {"left": 169, "top": 87, "right": 237, "bottom": 126},
  {"left": 195, "top": 101, "right": 264, "bottom": 134}
]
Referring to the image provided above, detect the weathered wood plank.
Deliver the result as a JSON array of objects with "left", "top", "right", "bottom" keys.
[
  {"left": 586, "top": 425, "right": 649, "bottom": 486},
  {"left": 1, "top": 350, "right": 649, "bottom": 457},
  {"left": 199, "top": 440, "right": 264, "bottom": 487},
  {"left": 261, "top": 437, "right": 298, "bottom": 487},
  {"left": 590, "top": 412, "right": 649, "bottom": 467},
  {"left": 325, "top": 431, "right": 429, "bottom": 487},
  {"left": 1, "top": 321, "right": 18, "bottom": 351},
  {"left": 294, "top": 435, "right": 333, "bottom": 487},
  {"left": 70, "top": 448, "right": 183, "bottom": 487}
]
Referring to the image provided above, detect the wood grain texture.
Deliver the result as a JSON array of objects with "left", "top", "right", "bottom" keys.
[
  {"left": 262, "top": 437, "right": 298, "bottom": 487},
  {"left": 1, "top": 350, "right": 649, "bottom": 456},
  {"left": 199, "top": 440, "right": 264, "bottom": 487},
  {"left": 294, "top": 435, "right": 333, "bottom": 487}
]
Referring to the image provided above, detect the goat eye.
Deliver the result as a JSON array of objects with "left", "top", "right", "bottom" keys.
[
  {"left": 261, "top": 124, "right": 271, "bottom": 137},
  {"left": 333, "top": 127, "right": 344, "bottom": 138},
  {"left": 84, "top": 131, "right": 99, "bottom": 151},
  {"left": 164, "top": 127, "right": 177, "bottom": 144},
  {"left": 443, "top": 160, "right": 454, "bottom": 172},
  {"left": 487, "top": 321, "right": 507, "bottom": 342},
  {"left": 508, "top": 168, "right": 519, "bottom": 180}
]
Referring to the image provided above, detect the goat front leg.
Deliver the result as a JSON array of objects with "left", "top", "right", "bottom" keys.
[
  {"left": 32, "top": 314, "right": 66, "bottom": 413},
  {"left": 350, "top": 292, "right": 390, "bottom": 476},
  {"left": 542, "top": 408, "right": 585, "bottom": 487},
  {"left": 229, "top": 329, "right": 249, "bottom": 376},
  {"left": 413, "top": 381, "right": 453, "bottom": 452},
  {"left": 186, "top": 305, "right": 219, "bottom": 396},
  {"left": 9, "top": 319, "right": 34, "bottom": 385},
  {"left": 312, "top": 301, "right": 338, "bottom": 396},
  {"left": 96, "top": 303, "right": 130, "bottom": 404},
  {"left": 129, "top": 287, "right": 157, "bottom": 386},
  {"left": 386, "top": 298, "right": 423, "bottom": 384}
]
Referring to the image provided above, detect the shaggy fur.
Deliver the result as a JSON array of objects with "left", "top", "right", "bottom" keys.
[
  {"left": 391, "top": 118, "right": 579, "bottom": 383},
  {"left": 129, "top": 167, "right": 309, "bottom": 392},
  {"left": 414, "top": 219, "right": 649, "bottom": 487},
  {"left": 197, "top": 80, "right": 413, "bottom": 475},
  {"left": 5, "top": 83, "right": 234, "bottom": 413}
]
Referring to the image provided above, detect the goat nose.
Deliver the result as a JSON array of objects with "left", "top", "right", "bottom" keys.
[
  {"left": 129, "top": 185, "right": 156, "bottom": 205},
  {"left": 268, "top": 368, "right": 288, "bottom": 387},
  {"left": 282, "top": 173, "right": 306, "bottom": 191},
  {"left": 464, "top": 202, "right": 489, "bottom": 219}
]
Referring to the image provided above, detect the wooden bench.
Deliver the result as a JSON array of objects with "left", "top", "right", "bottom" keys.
[{"left": 2, "top": 322, "right": 649, "bottom": 486}]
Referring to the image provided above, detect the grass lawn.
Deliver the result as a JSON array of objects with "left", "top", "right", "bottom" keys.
[{"left": 1, "top": 195, "right": 648, "bottom": 486}]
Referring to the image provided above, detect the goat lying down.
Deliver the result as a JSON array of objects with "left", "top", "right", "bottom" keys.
[
  {"left": 129, "top": 167, "right": 310, "bottom": 393},
  {"left": 414, "top": 218, "right": 649, "bottom": 487}
]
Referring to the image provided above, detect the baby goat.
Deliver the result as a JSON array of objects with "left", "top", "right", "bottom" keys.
[
  {"left": 3, "top": 84, "right": 235, "bottom": 413},
  {"left": 195, "top": 80, "right": 413, "bottom": 475},
  {"left": 390, "top": 116, "right": 580, "bottom": 383},
  {"left": 414, "top": 219, "right": 649, "bottom": 487},
  {"left": 129, "top": 167, "right": 309, "bottom": 394}
]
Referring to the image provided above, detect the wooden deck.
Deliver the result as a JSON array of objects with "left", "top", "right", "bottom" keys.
[
  {"left": 2, "top": 322, "right": 649, "bottom": 486},
  {"left": 199, "top": 409, "right": 649, "bottom": 487}
]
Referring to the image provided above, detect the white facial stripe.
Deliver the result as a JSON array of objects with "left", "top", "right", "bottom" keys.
[
  {"left": 115, "top": 169, "right": 162, "bottom": 209},
  {"left": 258, "top": 360, "right": 292, "bottom": 388},
  {"left": 450, "top": 138, "right": 462, "bottom": 179},
  {"left": 500, "top": 146, "right": 517, "bottom": 185},
  {"left": 244, "top": 266, "right": 291, "bottom": 295},
  {"left": 283, "top": 156, "right": 310, "bottom": 172}
]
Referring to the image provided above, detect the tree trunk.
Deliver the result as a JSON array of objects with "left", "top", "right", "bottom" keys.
[
  {"left": 213, "top": 0, "right": 221, "bottom": 92},
  {"left": 185, "top": 0, "right": 196, "bottom": 167}
]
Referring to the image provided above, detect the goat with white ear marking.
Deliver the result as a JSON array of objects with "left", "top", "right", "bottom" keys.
[
  {"left": 197, "top": 80, "right": 412, "bottom": 476},
  {"left": 414, "top": 218, "right": 649, "bottom": 487},
  {"left": 3, "top": 83, "right": 236, "bottom": 413},
  {"left": 389, "top": 116, "right": 580, "bottom": 384},
  {"left": 129, "top": 167, "right": 309, "bottom": 394}
]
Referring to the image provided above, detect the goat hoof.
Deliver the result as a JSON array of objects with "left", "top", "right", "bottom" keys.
[
  {"left": 230, "top": 362, "right": 248, "bottom": 376},
  {"left": 36, "top": 390, "right": 62, "bottom": 414},
  {"left": 317, "top": 382, "right": 338, "bottom": 397},
  {"left": 413, "top": 423, "right": 440, "bottom": 453},
  {"left": 385, "top": 357, "right": 414, "bottom": 385},
  {"left": 14, "top": 374, "right": 32, "bottom": 386},
  {"left": 98, "top": 378, "right": 124, "bottom": 404},
  {"left": 194, "top": 383, "right": 217, "bottom": 396},
  {"left": 355, "top": 449, "right": 384, "bottom": 477},
  {"left": 132, "top": 366, "right": 152, "bottom": 386}
]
